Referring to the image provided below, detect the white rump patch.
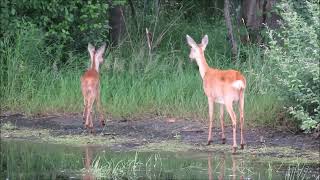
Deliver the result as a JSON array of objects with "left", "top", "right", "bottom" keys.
[{"left": 231, "top": 80, "right": 245, "bottom": 90}]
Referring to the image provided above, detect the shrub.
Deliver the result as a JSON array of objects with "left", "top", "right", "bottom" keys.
[{"left": 266, "top": 0, "right": 319, "bottom": 132}]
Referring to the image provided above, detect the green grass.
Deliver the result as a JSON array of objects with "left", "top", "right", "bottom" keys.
[{"left": 0, "top": 16, "right": 282, "bottom": 126}]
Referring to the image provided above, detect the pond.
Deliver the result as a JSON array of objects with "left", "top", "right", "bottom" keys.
[{"left": 1, "top": 140, "right": 319, "bottom": 180}]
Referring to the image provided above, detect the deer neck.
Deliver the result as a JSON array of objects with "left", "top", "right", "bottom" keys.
[
  {"left": 90, "top": 52, "right": 100, "bottom": 72},
  {"left": 196, "top": 53, "right": 209, "bottom": 79}
]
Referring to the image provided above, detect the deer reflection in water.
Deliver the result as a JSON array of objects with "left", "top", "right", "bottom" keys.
[
  {"left": 207, "top": 153, "right": 244, "bottom": 180},
  {"left": 82, "top": 146, "right": 95, "bottom": 180}
]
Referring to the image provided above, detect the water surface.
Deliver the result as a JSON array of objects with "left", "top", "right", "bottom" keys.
[{"left": 1, "top": 140, "right": 318, "bottom": 179}]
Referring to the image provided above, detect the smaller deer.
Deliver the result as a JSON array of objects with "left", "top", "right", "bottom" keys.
[
  {"left": 186, "top": 35, "right": 246, "bottom": 154},
  {"left": 81, "top": 43, "right": 106, "bottom": 133}
]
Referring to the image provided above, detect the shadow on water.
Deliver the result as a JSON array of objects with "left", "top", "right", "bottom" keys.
[{"left": 1, "top": 140, "right": 319, "bottom": 180}]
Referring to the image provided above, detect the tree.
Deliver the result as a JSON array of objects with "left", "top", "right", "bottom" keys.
[
  {"left": 109, "top": 1, "right": 126, "bottom": 46},
  {"left": 224, "top": 0, "right": 238, "bottom": 60},
  {"left": 240, "top": 0, "right": 281, "bottom": 44}
]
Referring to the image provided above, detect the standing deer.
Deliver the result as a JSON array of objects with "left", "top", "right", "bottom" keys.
[
  {"left": 81, "top": 43, "right": 106, "bottom": 133},
  {"left": 186, "top": 35, "right": 246, "bottom": 154}
]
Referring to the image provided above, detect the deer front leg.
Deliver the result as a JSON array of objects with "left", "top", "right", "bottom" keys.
[
  {"left": 239, "top": 90, "right": 245, "bottom": 149},
  {"left": 207, "top": 98, "right": 214, "bottom": 145},
  {"left": 220, "top": 105, "right": 226, "bottom": 144}
]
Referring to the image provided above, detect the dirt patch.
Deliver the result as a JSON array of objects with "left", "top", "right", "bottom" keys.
[{"left": 1, "top": 113, "right": 319, "bottom": 161}]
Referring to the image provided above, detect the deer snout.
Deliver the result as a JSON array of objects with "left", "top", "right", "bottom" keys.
[{"left": 189, "top": 53, "right": 196, "bottom": 61}]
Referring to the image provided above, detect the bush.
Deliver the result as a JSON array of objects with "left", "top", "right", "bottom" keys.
[
  {"left": 0, "top": 0, "right": 110, "bottom": 51},
  {"left": 266, "top": 0, "right": 319, "bottom": 132}
]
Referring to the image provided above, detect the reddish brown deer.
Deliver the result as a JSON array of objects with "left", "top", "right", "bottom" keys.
[
  {"left": 186, "top": 35, "right": 246, "bottom": 154},
  {"left": 81, "top": 43, "right": 106, "bottom": 133}
]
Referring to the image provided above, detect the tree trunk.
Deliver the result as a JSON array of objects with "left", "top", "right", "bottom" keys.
[
  {"left": 128, "top": 0, "right": 138, "bottom": 29},
  {"left": 241, "top": 0, "right": 280, "bottom": 44},
  {"left": 224, "top": 0, "right": 238, "bottom": 60},
  {"left": 109, "top": 4, "right": 126, "bottom": 46}
]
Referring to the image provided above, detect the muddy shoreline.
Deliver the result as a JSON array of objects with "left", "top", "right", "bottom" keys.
[{"left": 1, "top": 113, "right": 319, "bottom": 163}]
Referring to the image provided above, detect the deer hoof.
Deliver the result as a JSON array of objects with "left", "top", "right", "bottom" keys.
[
  {"left": 232, "top": 147, "right": 237, "bottom": 154},
  {"left": 207, "top": 140, "right": 213, "bottom": 146},
  {"left": 241, "top": 144, "right": 245, "bottom": 149},
  {"left": 90, "top": 128, "right": 96, "bottom": 135},
  {"left": 221, "top": 138, "right": 226, "bottom": 144}
]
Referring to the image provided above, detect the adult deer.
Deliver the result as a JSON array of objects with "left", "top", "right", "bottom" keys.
[
  {"left": 81, "top": 43, "right": 106, "bottom": 133},
  {"left": 186, "top": 35, "right": 246, "bottom": 154}
]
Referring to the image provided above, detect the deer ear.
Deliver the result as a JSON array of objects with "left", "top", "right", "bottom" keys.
[
  {"left": 88, "top": 43, "right": 95, "bottom": 61},
  {"left": 201, "top": 35, "right": 208, "bottom": 50},
  {"left": 96, "top": 43, "right": 106, "bottom": 59},
  {"left": 186, "top": 35, "right": 197, "bottom": 48}
]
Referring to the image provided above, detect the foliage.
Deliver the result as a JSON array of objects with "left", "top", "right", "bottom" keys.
[
  {"left": 266, "top": 0, "right": 319, "bottom": 132},
  {"left": 0, "top": 0, "right": 110, "bottom": 50}
]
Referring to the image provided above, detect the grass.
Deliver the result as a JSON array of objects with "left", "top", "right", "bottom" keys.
[{"left": 0, "top": 14, "right": 282, "bottom": 127}]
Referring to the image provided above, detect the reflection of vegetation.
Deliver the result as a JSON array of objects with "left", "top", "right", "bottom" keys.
[
  {"left": 0, "top": 141, "right": 83, "bottom": 179},
  {"left": 284, "top": 164, "right": 319, "bottom": 180},
  {"left": 1, "top": 140, "right": 319, "bottom": 179}
]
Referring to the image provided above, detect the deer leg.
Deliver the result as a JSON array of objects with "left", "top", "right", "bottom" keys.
[
  {"left": 96, "top": 87, "right": 105, "bottom": 127},
  {"left": 225, "top": 102, "right": 237, "bottom": 154},
  {"left": 239, "top": 90, "right": 245, "bottom": 149},
  {"left": 82, "top": 99, "right": 88, "bottom": 126},
  {"left": 85, "top": 97, "right": 95, "bottom": 130},
  {"left": 220, "top": 105, "right": 226, "bottom": 144},
  {"left": 207, "top": 98, "right": 214, "bottom": 145},
  {"left": 81, "top": 85, "right": 87, "bottom": 126}
]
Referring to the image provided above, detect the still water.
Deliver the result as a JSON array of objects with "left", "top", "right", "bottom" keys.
[{"left": 0, "top": 140, "right": 318, "bottom": 180}]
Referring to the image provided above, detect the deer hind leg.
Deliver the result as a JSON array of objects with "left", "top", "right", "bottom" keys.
[
  {"left": 85, "top": 96, "right": 95, "bottom": 130},
  {"left": 239, "top": 89, "right": 245, "bottom": 149},
  {"left": 96, "top": 87, "right": 105, "bottom": 127},
  {"left": 81, "top": 84, "right": 88, "bottom": 126},
  {"left": 219, "top": 105, "right": 226, "bottom": 144},
  {"left": 225, "top": 101, "right": 238, "bottom": 154},
  {"left": 207, "top": 97, "right": 214, "bottom": 145},
  {"left": 82, "top": 98, "right": 88, "bottom": 126}
]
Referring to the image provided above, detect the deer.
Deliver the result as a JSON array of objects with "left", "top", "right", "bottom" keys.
[
  {"left": 186, "top": 34, "right": 246, "bottom": 154},
  {"left": 81, "top": 43, "right": 106, "bottom": 133}
]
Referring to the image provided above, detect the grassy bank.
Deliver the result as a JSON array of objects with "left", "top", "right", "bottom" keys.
[{"left": 0, "top": 19, "right": 281, "bottom": 126}]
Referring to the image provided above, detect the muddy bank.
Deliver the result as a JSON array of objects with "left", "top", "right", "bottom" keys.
[{"left": 1, "top": 113, "right": 319, "bottom": 163}]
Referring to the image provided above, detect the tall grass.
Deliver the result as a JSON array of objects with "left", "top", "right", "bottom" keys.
[{"left": 0, "top": 14, "right": 281, "bottom": 126}]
